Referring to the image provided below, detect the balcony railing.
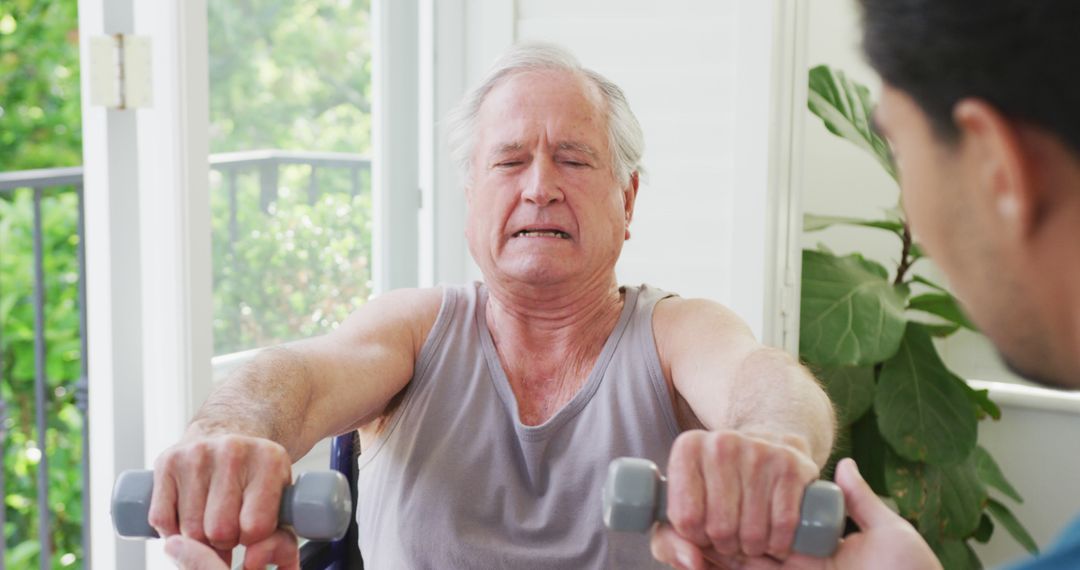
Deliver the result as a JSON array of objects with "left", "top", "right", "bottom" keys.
[{"left": 0, "top": 150, "right": 369, "bottom": 569}]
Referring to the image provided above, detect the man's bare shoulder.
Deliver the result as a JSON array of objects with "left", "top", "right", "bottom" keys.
[
  {"left": 331, "top": 287, "right": 444, "bottom": 355},
  {"left": 651, "top": 296, "right": 760, "bottom": 380},
  {"left": 653, "top": 296, "right": 755, "bottom": 345}
]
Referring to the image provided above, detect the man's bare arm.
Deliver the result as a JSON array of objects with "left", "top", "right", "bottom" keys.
[
  {"left": 186, "top": 287, "right": 442, "bottom": 459},
  {"left": 149, "top": 287, "right": 442, "bottom": 551},
  {"left": 654, "top": 297, "right": 835, "bottom": 465},
  {"left": 649, "top": 296, "right": 837, "bottom": 563}
]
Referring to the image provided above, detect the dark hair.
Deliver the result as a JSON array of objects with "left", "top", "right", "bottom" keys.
[{"left": 858, "top": 0, "right": 1080, "bottom": 154}]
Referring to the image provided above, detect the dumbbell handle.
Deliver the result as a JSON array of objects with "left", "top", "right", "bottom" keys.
[
  {"left": 111, "top": 470, "right": 352, "bottom": 542},
  {"left": 603, "top": 457, "right": 844, "bottom": 558}
]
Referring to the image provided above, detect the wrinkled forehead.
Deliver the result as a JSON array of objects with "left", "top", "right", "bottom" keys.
[{"left": 473, "top": 69, "right": 611, "bottom": 156}]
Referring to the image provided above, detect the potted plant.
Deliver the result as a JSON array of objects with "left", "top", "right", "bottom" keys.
[{"left": 800, "top": 64, "right": 1037, "bottom": 568}]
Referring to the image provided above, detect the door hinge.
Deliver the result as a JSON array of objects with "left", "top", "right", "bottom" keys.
[{"left": 89, "top": 34, "right": 153, "bottom": 110}]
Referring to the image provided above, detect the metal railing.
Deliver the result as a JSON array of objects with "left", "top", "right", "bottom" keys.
[{"left": 0, "top": 150, "right": 369, "bottom": 569}]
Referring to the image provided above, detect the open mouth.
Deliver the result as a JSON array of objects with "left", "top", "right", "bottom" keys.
[{"left": 513, "top": 229, "right": 571, "bottom": 239}]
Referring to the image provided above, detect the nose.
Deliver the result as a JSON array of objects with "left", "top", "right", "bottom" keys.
[{"left": 521, "top": 158, "right": 564, "bottom": 206}]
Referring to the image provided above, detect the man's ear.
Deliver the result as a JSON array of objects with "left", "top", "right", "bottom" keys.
[
  {"left": 953, "top": 98, "right": 1041, "bottom": 239},
  {"left": 623, "top": 171, "right": 640, "bottom": 226}
]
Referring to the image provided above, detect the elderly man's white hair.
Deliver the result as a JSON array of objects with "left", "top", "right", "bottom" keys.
[{"left": 446, "top": 42, "right": 645, "bottom": 186}]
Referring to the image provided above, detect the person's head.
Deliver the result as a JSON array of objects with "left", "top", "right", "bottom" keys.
[
  {"left": 446, "top": 43, "right": 644, "bottom": 293},
  {"left": 859, "top": 0, "right": 1080, "bottom": 387}
]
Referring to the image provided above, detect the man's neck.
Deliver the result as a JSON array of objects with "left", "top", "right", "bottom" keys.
[
  {"left": 483, "top": 276, "right": 626, "bottom": 425},
  {"left": 484, "top": 275, "right": 624, "bottom": 355}
]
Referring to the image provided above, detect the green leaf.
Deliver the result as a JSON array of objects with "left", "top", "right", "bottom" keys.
[
  {"left": 908, "top": 293, "right": 978, "bottom": 332},
  {"left": 816, "top": 365, "right": 875, "bottom": 427},
  {"left": 803, "top": 213, "right": 904, "bottom": 234},
  {"left": 807, "top": 65, "right": 897, "bottom": 180},
  {"left": 800, "top": 250, "right": 908, "bottom": 366},
  {"left": 885, "top": 450, "right": 986, "bottom": 542},
  {"left": 921, "top": 322, "right": 961, "bottom": 338},
  {"left": 987, "top": 498, "right": 1039, "bottom": 555},
  {"left": 876, "top": 323, "right": 978, "bottom": 465},
  {"left": 973, "top": 514, "right": 994, "bottom": 544},
  {"left": 929, "top": 538, "right": 982, "bottom": 570},
  {"left": 965, "top": 386, "right": 1002, "bottom": 421},
  {"left": 850, "top": 410, "right": 890, "bottom": 496},
  {"left": 974, "top": 446, "right": 1022, "bottom": 503},
  {"left": 911, "top": 274, "right": 948, "bottom": 293},
  {"left": 7, "top": 540, "right": 40, "bottom": 567}
]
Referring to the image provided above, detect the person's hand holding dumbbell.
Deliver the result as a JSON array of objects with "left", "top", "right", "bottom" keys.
[
  {"left": 648, "top": 430, "right": 823, "bottom": 569},
  {"left": 148, "top": 429, "right": 299, "bottom": 568}
]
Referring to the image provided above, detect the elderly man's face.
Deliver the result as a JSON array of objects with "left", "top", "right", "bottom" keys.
[{"left": 464, "top": 69, "right": 636, "bottom": 289}]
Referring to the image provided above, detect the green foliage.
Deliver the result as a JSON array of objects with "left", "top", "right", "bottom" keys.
[
  {"left": 803, "top": 64, "right": 1035, "bottom": 566},
  {"left": 799, "top": 250, "right": 907, "bottom": 366},
  {"left": 0, "top": 0, "right": 374, "bottom": 567},
  {"left": 0, "top": 0, "right": 82, "bottom": 172},
  {"left": 207, "top": 0, "right": 374, "bottom": 353},
  {"left": 210, "top": 171, "right": 373, "bottom": 354},
  {"left": 2, "top": 1, "right": 85, "bottom": 566},
  {"left": 0, "top": 189, "right": 86, "bottom": 569},
  {"left": 876, "top": 324, "right": 977, "bottom": 465}
]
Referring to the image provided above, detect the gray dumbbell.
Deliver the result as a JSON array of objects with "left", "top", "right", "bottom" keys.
[
  {"left": 603, "top": 457, "right": 845, "bottom": 558},
  {"left": 111, "top": 470, "right": 352, "bottom": 542}
]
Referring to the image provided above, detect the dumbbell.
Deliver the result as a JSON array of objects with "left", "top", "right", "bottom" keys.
[
  {"left": 603, "top": 457, "right": 845, "bottom": 558},
  {"left": 111, "top": 470, "right": 352, "bottom": 542}
]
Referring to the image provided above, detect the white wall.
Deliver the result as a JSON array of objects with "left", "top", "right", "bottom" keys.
[{"left": 802, "top": 0, "right": 1080, "bottom": 564}]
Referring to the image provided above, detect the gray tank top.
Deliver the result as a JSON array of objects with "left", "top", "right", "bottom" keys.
[{"left": 355, "top": 282, "right": 680, "bottom": 568}]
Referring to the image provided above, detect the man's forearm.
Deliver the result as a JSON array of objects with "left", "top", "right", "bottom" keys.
[
  {"left": 726, "top": 348, "right": 836, "bottom": 466},
  {"left": 187, "top": 346, "right": 316, "bottom": 460}
]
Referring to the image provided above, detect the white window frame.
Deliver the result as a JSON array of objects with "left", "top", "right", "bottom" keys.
[{"left": 81, "top": 0, "right": 421, "bottom": 567}]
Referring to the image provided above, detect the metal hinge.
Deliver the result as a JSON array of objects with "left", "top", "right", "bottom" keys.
[{"left": 89, "top": 34, "right": 152, "bottom": 109}]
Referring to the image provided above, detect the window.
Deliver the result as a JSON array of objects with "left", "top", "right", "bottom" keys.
[{"left": 207, "top": 0, "right": 375, "bottom": 356}]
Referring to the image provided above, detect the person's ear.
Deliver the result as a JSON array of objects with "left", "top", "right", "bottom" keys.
[
  {"left": 623, "top": 172, "right": 639, "bottom": 240},
  {"left": 953, "top": 99, "right": 1040, "bottom": 239}
]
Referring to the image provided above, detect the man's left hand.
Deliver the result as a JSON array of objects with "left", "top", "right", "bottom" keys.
[{"left": 650, "top": 429, "right": 820, "bottom": 568}]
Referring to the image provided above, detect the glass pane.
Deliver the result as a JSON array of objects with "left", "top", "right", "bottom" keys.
[{"left": 208, "top": 0, "right": 374, "bottom": 356}]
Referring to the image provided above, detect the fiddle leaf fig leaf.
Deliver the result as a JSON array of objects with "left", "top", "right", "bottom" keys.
[
  {"left": 908, "top": 293, "right": 978, "bottom": 332},
  {"left": 965, "top": 385, "right": 1002, "bottom": 421},
  {"left": 850, "top": 410, "right": 890, "bottom": 496},
  {"left": 987, "top": 498, "right": 1039, "bottom": 555},
  {"left": 973, "top": 514, "right": 995, "bottom": 544},
  {"left": 911, "top": 274, "right": 948, "bottom": 293},
  {"left": 803, "top": 214, "right": 904, "bottom": 235},
  {"left": 921, "top": 322, "right": 961, "bottom": 338},
  {"left": 800, "top": 250, "right": 908, "bottom": 366},
  {"left": 816, "top": 366, "right": 875, "bottom": 428},
  {"left": 808, "top": 65, "right": 897, "bottom": 180},
  {"left": 974, "top": 446, "right": 1022, "bottom": 503},
  {"left": 876, "top": 324, "right": 978, "bottom": 464},
  {"left": 885, "top": 450, "right": 986, "bottom": 542},
  {"left": 929, "top": 539, "right": 982, "bottom": 570}
]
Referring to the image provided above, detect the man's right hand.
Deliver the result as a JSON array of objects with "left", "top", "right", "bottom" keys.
[{"left": 148, "top": 433, "right": 294, "bottom": 557}]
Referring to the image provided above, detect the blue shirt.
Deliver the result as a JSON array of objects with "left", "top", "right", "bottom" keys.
[{"left": 1007, "top": 514, "right": 1080, "bottom": 569}]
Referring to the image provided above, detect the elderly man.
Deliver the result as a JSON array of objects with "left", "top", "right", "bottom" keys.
[{"left": 157, "top": 43, "right": 834, "bottom": 569}]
